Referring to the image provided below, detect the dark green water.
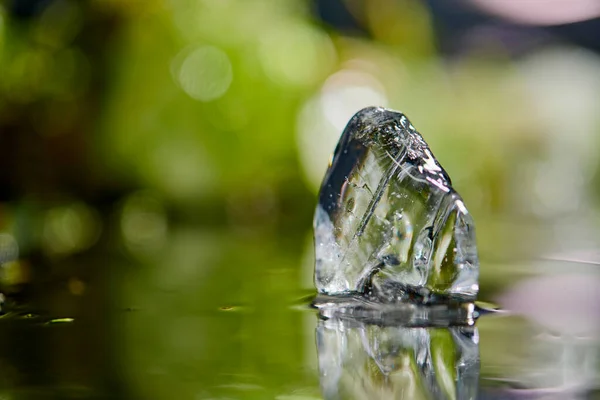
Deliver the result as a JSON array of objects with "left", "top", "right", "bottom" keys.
[{"left": 0, "top": 230, "right": 599, "bottom": 399}]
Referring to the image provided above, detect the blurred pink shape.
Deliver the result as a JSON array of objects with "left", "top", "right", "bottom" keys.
[
  {"left": 469, "top": 0, "right": 600, "bottom": 25},
  {"left": 498, "top": 273, "right": 600, "bottom": 335}
]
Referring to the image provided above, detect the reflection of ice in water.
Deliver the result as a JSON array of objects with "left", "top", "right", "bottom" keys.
[{"left": 316, "top": 314, "right": 479, "bottom": 400}]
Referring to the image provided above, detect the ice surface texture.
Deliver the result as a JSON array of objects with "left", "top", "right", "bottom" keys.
[{"left": 314, "top": 107, "right": 479, "bottom": 303}]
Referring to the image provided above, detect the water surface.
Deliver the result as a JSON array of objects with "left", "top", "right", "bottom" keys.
[{"left": 0, "top": 234, "right": 598, "bottom": 399}]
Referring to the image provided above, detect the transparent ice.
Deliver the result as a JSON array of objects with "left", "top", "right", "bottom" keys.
[
  {"left": 314, "top": 107, "right": 479, "bottom": 303},
  {"left": 317, "top": 316, "right": 480, "bottom": 400}
]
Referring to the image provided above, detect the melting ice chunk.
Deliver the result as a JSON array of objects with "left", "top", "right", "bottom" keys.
[{"left": 314, "top": 107, "right": 479, "bottom": 302}]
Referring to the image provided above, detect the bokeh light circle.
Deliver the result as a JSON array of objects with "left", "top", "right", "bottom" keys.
[
  {"left": 259, "top": 22, "right": 335, "bottom": 87},
  {"left": 177, "top": 45, "right": 233, "bottom": 102},
  {"left": 296, "top": 68, "right": 388, "bottom": 190}
]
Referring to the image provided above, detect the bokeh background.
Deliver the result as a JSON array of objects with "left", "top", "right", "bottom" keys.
[{"left": 0, "top": 0, "right": 599, "bottom": 398}]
